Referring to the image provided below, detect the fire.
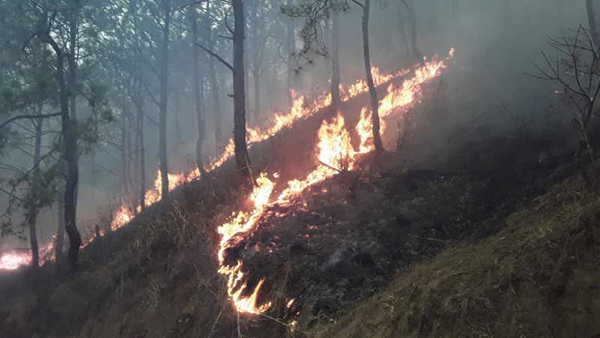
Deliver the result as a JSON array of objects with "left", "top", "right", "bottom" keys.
[
  {"left": 217, "top": 172, "right": 275, "bottom": 314},
  {"left": 356, "top": 50, "right": 454, "bottom": 153},
  {"left": 1, "top": 49, "right": 455, "bottom": 289},
  {"left": 110, "top": 53, "right": 451, "bottom": 234},
  {"left": 0, "top": 252, "right": 30, "bottom": 270},
  {"left": 217, "top": 114, "right": 359, "bottom": 313},
  {"left": 111, "top": 205, "right": 135, "bottom": 231},
  {"left": 216, "top": 49, "right": 455, "bottom": 313}
]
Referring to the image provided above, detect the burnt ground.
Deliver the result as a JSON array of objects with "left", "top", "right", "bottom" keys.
[
  {"left": 222, "top": 143, "right": 576, "bottom": 331},
  {"left": 1, "top": 70, "right": 597, "bottom": 338}
]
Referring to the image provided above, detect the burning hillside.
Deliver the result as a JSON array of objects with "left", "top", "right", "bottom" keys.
[
  {"left": 0, "top": 51, "right": 453, "bottom": 272},
  {"left": 215, "top": 52, "right": 454, "bottom": 314}
]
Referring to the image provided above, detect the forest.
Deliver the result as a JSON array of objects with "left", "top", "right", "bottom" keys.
[{"left": 1, "top": 0, "right": 600, "bottom": 337}]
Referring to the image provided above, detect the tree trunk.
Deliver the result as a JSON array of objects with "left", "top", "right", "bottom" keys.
[
  {"left": 361, "top": 0, "right": 384, "bottom": 152},
  {"left": 158, "top": 4, "right": 171, "bottom": 202},
  {"left": 587, "top": 0, "right": 600, "bottom": 47},
  {"left": 55, "top": 138, "right": 66, "bottom": 261},
  {"left": 401, "top": 0, "right": 423, "bottom": 61},
  {"left": 56, "top": 185, "right": 65, "bottom": 261},
  {"left": 253, "top": 67, "right": 261, "bottom": 118},
  {"left": 120, "top": 103, "right": 130, "bottom": 200},
  {"left": 232, "top": 0, "right": 252, "bottom": 181},
  {"left": 28, "top": 118, "right": 43, "bottom": 268},
  {"left": 331, "top": 7, "right": 341, "bottom": 112},
  {"left": 40, "top": 29, "right": 82, "bottom": 269},
  {"left": 206, "top": 0, "right": 224, "bottom": 155},
  {"left": 137, "top": 93, "right": 146, "bottom": 211},
  {"left": 191, "top": 5, "right": 207, "bottom": 174}
]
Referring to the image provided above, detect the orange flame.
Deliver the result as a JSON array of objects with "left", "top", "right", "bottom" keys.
[
  {"left": 0, "top": 252, "right": 30, "bottom": 270},
  {"left": 215, "top": 49, "right": 455, "bottom": 312}
]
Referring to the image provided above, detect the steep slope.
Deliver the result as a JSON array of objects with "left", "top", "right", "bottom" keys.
[{"left": 306, "top": 164, "right": 600, "bottom": 338}]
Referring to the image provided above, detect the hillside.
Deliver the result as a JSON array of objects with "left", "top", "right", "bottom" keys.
[{"left": 1, "top": 60, "right": 599, "bottom": 338}]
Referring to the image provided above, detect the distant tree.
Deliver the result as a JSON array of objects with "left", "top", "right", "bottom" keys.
[
  {"left": 284, "top": 0, "right": 383, "bottom": 149},
  {"left": 532, "top": 26, "right": 600, "bottom": 180},
  {"left": 0, "top": 0, "right": 112, "bottom": 269},
  {"left": 189, "top": 4, "right": 207, "bottom": 174},
  {"left": 196, "top": 0, "right": 252, "bottom": 182},
  {"left": 351, "top": 0, "right": 384, "bottom": 151}
]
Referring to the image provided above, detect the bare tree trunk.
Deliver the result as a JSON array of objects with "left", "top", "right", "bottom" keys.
[
  {"left": 331, "top": 7, "right": 341, "bottom": 112},
  {"left": 28, "top": 118, "right": 43, "bottom": 268},
  {"left": 206, "top": 0, "right": 224, "bottom": 154},
  {"left": 55, "top": 142, "right": 66, "bottom": 261},
  {"left": 209, "top": 60, "right": 223, "bottom": 154},
  {"left": 401, "top": 0, "right": 423, "bottom": 61},
  {"left": 361, "top": 0, "right": 384, "bottom": 152},
  {"left": 56, "top": 196, "right": 65, "bottom": 258},
  {"left": 587, "top": 0, "right": 600, "bottom": 47},
  {"left": 233, "top": 0, "right": 252, "bottom": 181},
  {"left": 132, "top": 97, "right": 139, "bottom": 214},
  {"left": 40, "top": 21, "right": 82, "bottom": 269},
  {"left": 137, "top": 94, "right": 146, "bottom": 212},
  {"left": 158, "top": 4, "right": 171, "bottom": 202},
  {"left": 174, "top": 88, "right": 182, "bottom": 153},
  {"left": 120, "top": 103, "right": 130, "bottom": 200},
  {"left": 191, "top": 5, "right": 207, "bottom": 174}
]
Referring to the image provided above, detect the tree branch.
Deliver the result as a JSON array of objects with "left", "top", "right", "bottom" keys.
[
  {"left": 195, "top": 42, "right": 234, "bottom": 71},
  {"left": 0, "top": 112, "right": 61, "bottom": 130}
]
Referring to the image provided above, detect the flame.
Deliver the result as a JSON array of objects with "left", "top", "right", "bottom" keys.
[
  {"left": 109, "top": 53, "right": 439, "bottom": 233},
  {"left": 215, "top": 49, "right": 455, "bottom": 312},
  {"left": 217, "top": 114, "right": 358, "bottom": 313},
  {"left": 356, "top": 51, "right": 454, "bottom": 153},
  {"left": 1, "top": 50, "right": 455, "bottom": 289},
  {"left": 217, "top": 172, "right": 275, "bottom": 314},
  {"left": 0, "top": 252, "right": 30, "bottom": 270}
]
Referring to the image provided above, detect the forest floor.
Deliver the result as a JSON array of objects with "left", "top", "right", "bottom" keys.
[{"left": 1, "top": 77, "right": 600, "bottom": 338}]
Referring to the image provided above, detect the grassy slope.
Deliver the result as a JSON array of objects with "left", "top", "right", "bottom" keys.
[{"left": 307, "top": 166, "right": 600, "bottom": 338}]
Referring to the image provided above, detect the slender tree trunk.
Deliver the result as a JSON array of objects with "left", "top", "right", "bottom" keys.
[
  {"left": 361, "top": 0, "right": 384, "bottom": 152},
  {"left": 206, "top": 0, "right": 223, "bottom": 155},
  {"left": 191, "top": 6, "right": 207, "bottom": 174},
  {"left": 28, "top": 118, "right": 43, "bottom": 268},
  {"left": 40, "top": 30, "right": 81, "bottom": 269},
  {"left": 158, "top": 4, "right": 171, "bottom": 202},
  {"left": 232, "top": 0, "right": 252, "bottom": 181},
  {"left": 56, "top": 142, "right": 66, "bottom": 261},
  {"left": 120, "top": 104, "right": 130, "bottom": 200},
  {"left": 331, "top": 7, "right": 341, "bottom": 112},
  {"left": 137, "top": 94, "right": 146, "bottom": 211},
  {"left": 209, "top": 60, "right": 223, "bottom": 154},
  {"left": 253, "top": 68, "right": 261, "bottom": 118},
  {"left": 132, "top": 95, "right": 139, "bottom": 214},
  {"left": 174, "top": 87, "right": 182, "bottom": 152},
  {"left": 588, "top": 0, "right": 600, "bottom": 47}
]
